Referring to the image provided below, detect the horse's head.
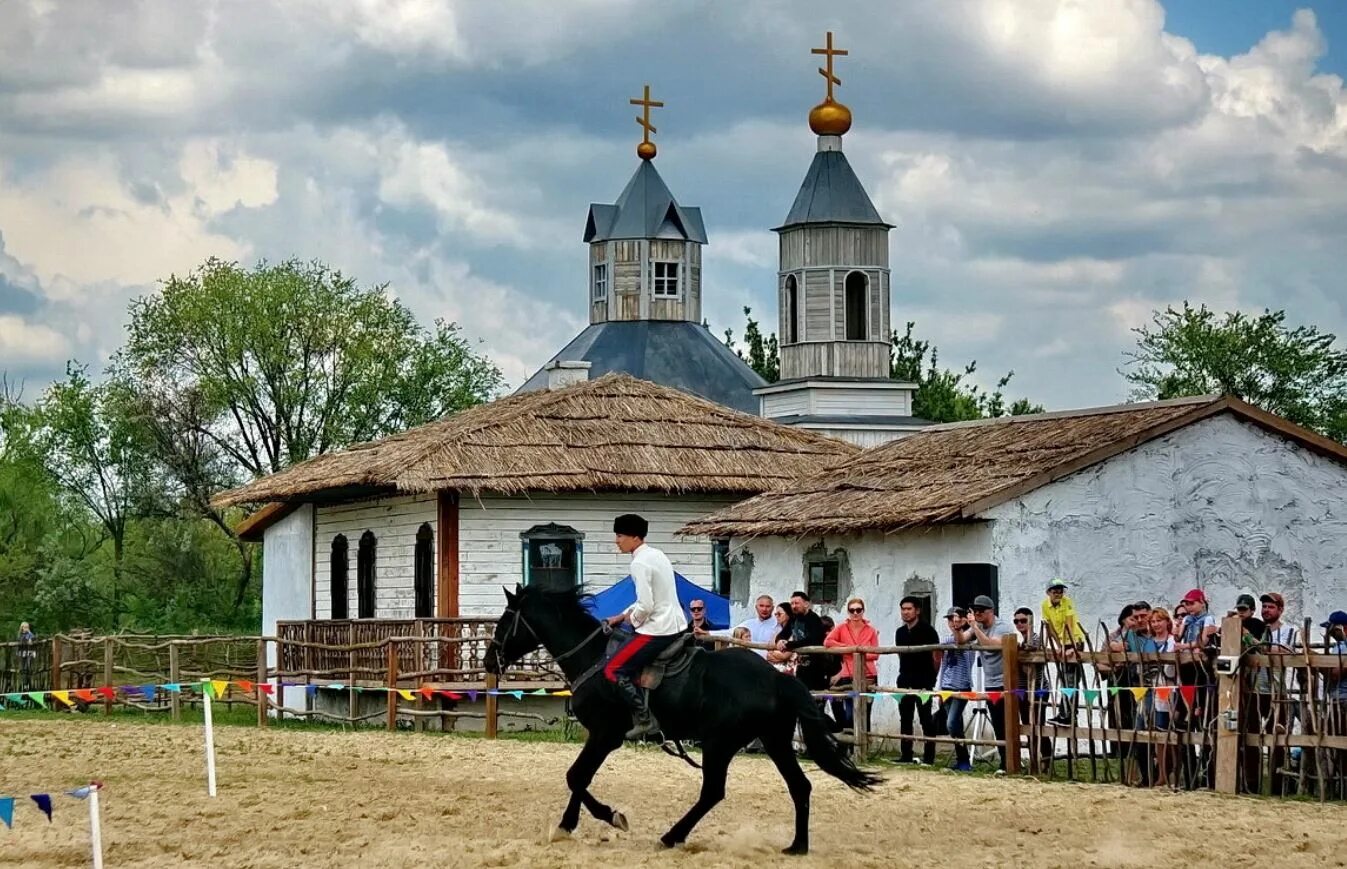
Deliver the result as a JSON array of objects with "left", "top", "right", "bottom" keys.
[{"left": 484, "top": 584, "right": 541, "bottom": 676}]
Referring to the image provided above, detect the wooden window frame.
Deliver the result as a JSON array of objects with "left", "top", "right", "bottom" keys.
[{"left": 652, "top": 261, "right": 680, "bottom": 298}]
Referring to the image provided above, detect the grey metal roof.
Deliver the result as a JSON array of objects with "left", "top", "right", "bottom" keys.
[
  {"left": 768, "top": 414, "right": 931, "bottom": 428},
  {"left": 776, "top": 149, "right": 891, "bottom": 230},
  {"left": 584, "top": 161, "right": 708, "bottom": 244},
  {"left": 517, "top": 320, "right": 765, "bottom": 413}
]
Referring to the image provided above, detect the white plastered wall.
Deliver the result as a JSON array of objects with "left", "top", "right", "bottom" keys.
[{"left": 261, "top": 504, "right": 314, "bottom": 711}]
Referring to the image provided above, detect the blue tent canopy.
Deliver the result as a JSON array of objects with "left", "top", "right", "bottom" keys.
[{"left": 584, "top": 574, "right": 731, "bottom": 630}]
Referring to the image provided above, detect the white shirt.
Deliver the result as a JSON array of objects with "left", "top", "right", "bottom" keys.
[
  {"left": 624, "top": 543, "right": 686, "bottom": 636},
  {"left": 737, "top": 615, "right": 779, "bottom": 657}
]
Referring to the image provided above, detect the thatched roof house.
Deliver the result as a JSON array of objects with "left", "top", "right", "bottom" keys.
[
  {"left": 219, "top": 373, "right": 856, "bottom": 517},
  {"left": 683, "top": 395, "right": 1347, "bottom": 539}
]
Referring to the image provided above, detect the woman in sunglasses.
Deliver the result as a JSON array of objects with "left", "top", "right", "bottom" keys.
[{"left": 823, "top": 598, "right": 880, "bottom": 738}]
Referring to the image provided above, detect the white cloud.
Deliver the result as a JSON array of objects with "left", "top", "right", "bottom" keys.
[{"left": 0, "top": 315, "right": 70, "bottom": 364}]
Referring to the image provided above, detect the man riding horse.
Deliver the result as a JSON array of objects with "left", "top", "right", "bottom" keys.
[{"left": 602, "top": 513, "right": 686, "bottom": 739}]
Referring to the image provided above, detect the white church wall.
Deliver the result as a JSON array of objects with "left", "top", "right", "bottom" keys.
[
  {"left": 983, "top": 414, "right": 1347, "bottom": 638},
  {"left": 262, "top": 504, "right": 314, "bottom": 711},
  {"left": 458, "top": 493, "right": 741, "bottom": 615},
  {"left": 313, "top": 494, "right": 437, "bottom": 619}
]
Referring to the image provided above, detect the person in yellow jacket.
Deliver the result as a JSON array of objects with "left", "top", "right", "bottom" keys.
[{"left": 1041, "top": 580, "right": 1085, "bottom": 725}]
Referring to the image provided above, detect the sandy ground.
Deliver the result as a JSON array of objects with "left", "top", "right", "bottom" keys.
[{"left": 0, "top": 719, "right": 1343, "bottom": 868}]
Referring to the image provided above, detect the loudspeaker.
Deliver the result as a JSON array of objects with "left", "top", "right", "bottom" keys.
[{"left": 951, "top": 563, "right": 999, "bottom": 612}]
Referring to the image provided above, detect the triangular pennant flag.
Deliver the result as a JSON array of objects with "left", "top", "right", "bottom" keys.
[
  {"left": 236, "top": 679, "right": 254, "bottom": 694},
  {"left": 1130, "top": 687, "right": 1149, "bottom": 703},
  {"left": 1035, "top": 688, "right": 1051, "bottom": 699},
  {"left": 938, "top": 690, "right": 953, "bottom": 701},
  {"left": 65, "top": 783, "right": 99, "bottom": 800},
  {"left": 162, "top": 683, "right": 182, "bottom": 693},
  {"left": 30, "top": 793, "right": 52, "bottom": 822},
  {"left": 74, "top": 689, "right": 96, "bottom": 704},
  {"left": 26, "top": 692, "right": 47, "bottom": 708},
  {"left": 1084, "top": 689, "right": 1101, "bottom": 705},
  {"left": 210, "top": 680, "right": 230, "bottom": 700},
  {"left": 258, "top": 683, "right": 274, "bottom": 695},
  {"left": 438, "top": 690, "right": 460, "bottom": 700},
  {"left": 985, "top": 691, "right": 1003, "bottom": 704},
  {"left": 531, "top": 688, "right": 549, "bottom": 696},
  {"left": 1154, "top": 686, "right": 1174, "bottom": 702},
  {"left": 1179, "top": 685, "right": 1198, "bottom": 707},
  {"left": 354, "top": 687, "right": 364, "bottom": 694},
  {"left": 420, "top": 686, "right": 435, "bottom": 700},
  {"left": 467, "top": 691, "right": 478, "bottom": 702},
  {"left": 51, "top": 691, "right": 72, "bottom": 707},
  {"left": 553, "top": 690, "right": 571, "bottom": 697},
  {"left": 509, "top": 690, "right": 524, "bottom": 700},
  {"left": 918, "top": 692, "right": 932, "bottom": 703},
  {"left": 305, "top": 685, "right": 319, "bottom": 697},
  {"left": 3, "top": 693, "right": 20, "bottom": 704},
  {"left": 96, "top": 686, "right": 116, "bottom": 701},
  {"left": 1060, "top": 687, "right": 1077, "bottom": 699},
  {"left": 1107, "top": 686, "right": 1122, "bottom": 695},
  {"left": 0, "top": 797, "right": 12, "bottom": 829},
  {"left": 959, "top": 691, "right": 978, "bottom": 700},
  {"left": 396, "top": 689, "right": 414, "bottom": 701},
  {"left": 325, "top": 683, "right": 344, "bottom": 691},
  {"left": 141, "top": 685, "right": 157, "bottom": 700}
]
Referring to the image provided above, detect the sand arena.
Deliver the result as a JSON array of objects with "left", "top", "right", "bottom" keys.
[{"left": 0, "top": 719, "right": 1341, "bottom": 868}]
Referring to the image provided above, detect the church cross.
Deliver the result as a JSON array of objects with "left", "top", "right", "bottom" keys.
[
  {"left": 812, "top": 31, "right": 848, "bottom": 101},
  {"left": 630, "top": 84, "right": 663, "bottom": 146}
]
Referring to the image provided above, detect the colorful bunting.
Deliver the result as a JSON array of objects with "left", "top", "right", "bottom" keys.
[
  {"left": 236, "top": 680, "right": 254, "bottom": 694},
  {"left": 0, "top": 797, "right": 11, "bottom": 829},
  {"left": 396, "top": 689, "right": 415, "bottom": 702},
  {"left": 50, "top": 691, "right": 72, "bottom": 707},
  {"left": 74, "top": 689, "right": 96, "bottom": 704},
  {"left": 26, "top": 692, "right": 47, "bottom": 709},
  {"left": 1084, "top": 689, "right": 1101, "bottom": 704},
  {"left": 1179, "top": 686, "right": 1198, "bottom": 707},
  {"left": 30, "top": 794, "right": 52, "bottom": 822}
]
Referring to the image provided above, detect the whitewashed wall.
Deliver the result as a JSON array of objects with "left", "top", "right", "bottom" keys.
[
  {"left": 314, "top": 494, "right": 437, "bottom": 619},
  {"left": 262, "top": 504, "right": 314, "bottom": 711},
  {"left": 458, "top": 493, "right": 740, "bottom": 614},
  {"left": 984, "top": 415, "right": 1347, "bottom": 638},
  {"left": 309, "top": 492, "right": 739, "bottom": 619}
]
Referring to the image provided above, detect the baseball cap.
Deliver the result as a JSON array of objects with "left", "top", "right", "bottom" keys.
[
  {"left": 971, "top": 594, "right": 995, "bottom": 610},
  {"left": 1235, "top": 593, "right": 1257, "bottom": 611},
  {"left": 1320, "top": 610, "right": 1347, "bottom": 628},
  {"left": 1259, "top": 592, "right": 1285, "bottom": 608},
  {"left": 1181, "top": 588, "right": 1207, "bottom": 604},
  {"left": 943, "top": 606, "right": 965, "bottom": 619},
  {"left": 1046, "top": 580, "right": 1067, "bottom": 591}
]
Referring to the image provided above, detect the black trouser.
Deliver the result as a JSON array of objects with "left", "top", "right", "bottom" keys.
[
  {"left": 986, "top": 690, "right": 1007, "bottom": 770},
  {"left": 897, "top": 693, "right": 936, "bottom": 764}
]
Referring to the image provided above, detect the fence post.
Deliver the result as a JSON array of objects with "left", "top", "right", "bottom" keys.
[
  {"left": 169, "top": 642, "right": 181, "bottom": 722},
  {"left": 1002, "top": 632, "right": 1022, "bottom": 774},
  {"left": 852, "top": 650, "right": 869, "bottom": 760},
  {"left": 256, "top": 638, "right": 268, "bottom": 728},
  {"left": 102, "top": 639, "right": 113, "bottom": 716},
  {"left": 49, "top": 636, "right": 62, "bottom": 693},
  {"left": 386, "top": 641, "right": 399, "bottom": 732},
  {"left": 484, "top": 672, "right": 499, "bottom": 739},
  {"left": 1214, "top": 614, "right": 1243, "bottom": 794}
]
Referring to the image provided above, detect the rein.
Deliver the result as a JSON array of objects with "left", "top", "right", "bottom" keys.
[{"left": 493, "top": 605, "right": 608, "bottom": 681}]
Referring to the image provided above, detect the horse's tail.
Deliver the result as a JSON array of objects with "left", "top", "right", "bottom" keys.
[{"left": 778, "top": 675, "right": 882, "bottom": 792}]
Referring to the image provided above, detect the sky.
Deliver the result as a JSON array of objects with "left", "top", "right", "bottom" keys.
[{"left": 0, "top": 0, "right": 1344, "bottom": 411}]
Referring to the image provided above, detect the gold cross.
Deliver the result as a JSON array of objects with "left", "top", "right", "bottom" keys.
[
  {"left": 630, "top": 84, "right": 663, "bottom": 146},
  {"left": 811, "top": 31, "right": 848, "bottom": 101}
]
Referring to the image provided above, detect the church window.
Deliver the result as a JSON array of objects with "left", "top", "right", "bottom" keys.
[
  {"left": 592, "top": 263, "right": 608, "bottom": 301},
  {"left": 520, "top": 523, "right": 585, "bottom": 591},
  {"left": 652, "top": 261, "right": 680, "bottom": 297},
  {"left": 844, "top": 271, "right": 869, "bottom": 340},
  {"left": 414, "top": 523, "right": 434, "bottom": 618},
  {"left": 330, "top": 535, "right": 349, "bottom": 620},
  {"left": 711, "top": 539, "right": 732, "bottom": 598},
  {"left": 785, "top": 275, "right": 799, "bottom": 344},
  {"left": 357, "top": 531, "right": 377, "bottom": 619}
]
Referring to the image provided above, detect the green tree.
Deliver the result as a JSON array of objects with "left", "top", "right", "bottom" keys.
[
  {"left": 1122, "top": 304, "right": 1347, "bottom": 442},
  {"left": 722, "top": 306, "right": 779, "bottom": 382},
  {"left": 890, "top": 322, "right": 1042, "bottom": 422}
]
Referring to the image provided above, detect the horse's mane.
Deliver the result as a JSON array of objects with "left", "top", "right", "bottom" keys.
[{"left": 523, "top": 584, "right": 600, "bottom": 625}]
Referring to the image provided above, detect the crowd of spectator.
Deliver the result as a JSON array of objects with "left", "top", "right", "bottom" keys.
[{"left": 720, "top": 584, "right": 1347, "bottom": 795}]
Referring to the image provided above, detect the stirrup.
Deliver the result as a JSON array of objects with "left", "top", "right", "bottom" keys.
[{"left": 625, "top": 714, "right": 659, "bottom": 740}]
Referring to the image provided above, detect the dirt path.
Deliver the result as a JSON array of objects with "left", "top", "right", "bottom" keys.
[{"left": 0, "top": 719, "right": 1342, "bottom": 867}]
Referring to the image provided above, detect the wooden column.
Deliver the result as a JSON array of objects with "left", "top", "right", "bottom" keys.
[
  {"left": 102, "top": 639, "right": 114, "bottom": 715},
  {"left": 256, "top": 638, "right": 268, "bottom": 728},
  {"left": 169, "top": 643, "right": 181, "bottom": 722},
  {"left": 1002, "top": 633, "right": 1022, "bottom": 775},
  {"left": 484, "top": 673, "right": 499, "bottom": 739},
  {"left": 436, "top": 491, "right": 460, "bottom": 619},
  {"left": 852, "top": 651, "right": 869, "bottom": 760},
  {"left": 49, "top": 637, "right": 62, "bottom": 692},
  {"left": 386, "top": 642, "right": 399, "bottom": 732},
  {"left": 1214, "top": 614, "right": 1243, "bottom": 794}
]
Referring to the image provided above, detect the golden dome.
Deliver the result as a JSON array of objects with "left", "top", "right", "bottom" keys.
[
  {"left": 637, "top": 140, "right": 657, "bottom": 161},
  {"left": 809, "top": 98, "right": 852, "bottom": 136}
]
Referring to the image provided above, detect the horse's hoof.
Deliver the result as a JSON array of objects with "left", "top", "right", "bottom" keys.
[
  {"left": 659, "top": 834, "right": 679, "bottom": 849},
  {"left": 783, "top": 843, "right": 809, "bottom": 856},
  {"left": 549, "top": 827, "right": 572, "bottom": 843},
  {"left": 611, "top": 811, "right": 629, "bottom": 832}
]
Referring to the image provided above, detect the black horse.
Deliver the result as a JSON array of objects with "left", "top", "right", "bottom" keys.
[{"left": 484, "top": 584, "right": 880, "bottom": 854}]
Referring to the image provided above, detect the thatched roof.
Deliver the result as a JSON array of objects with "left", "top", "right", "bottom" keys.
[
  {"left": 681, "top": 395, "right": 1347, "bottom": 539},
  {"left": 214, "top": 373, "right": 857, "bottom": 511}
]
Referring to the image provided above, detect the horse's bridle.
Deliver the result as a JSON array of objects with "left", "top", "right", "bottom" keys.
[{"left": 488, "top": 604, "right": 608, "bottom": 673}]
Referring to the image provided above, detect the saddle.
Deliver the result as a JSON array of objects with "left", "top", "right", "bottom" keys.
[{"left": 603, "top": 631, "right": 699, "bottom": 691}]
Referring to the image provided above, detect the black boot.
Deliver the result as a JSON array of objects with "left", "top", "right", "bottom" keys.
[{"left": 615, "top": 675, "right": 657, "bottom": 739}]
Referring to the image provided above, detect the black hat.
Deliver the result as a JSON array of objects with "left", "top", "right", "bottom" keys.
[
  {"left": 612, "top": 513, "right": 648, "bottom": 538},
  {"left": 1235, "top": 593, "right": 1257, "bottom": 611}
]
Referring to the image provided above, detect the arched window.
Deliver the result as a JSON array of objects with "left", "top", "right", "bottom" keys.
[
  {"left": 844, "top": 271, "right": 869, "bottom": 340},
  {"left": 414, "top": 523, "right": 434, "bottom": 618},
  {"left": 330, "top": 535, "right": 349, "bottom": 620},
  {"left": 357, "top": 531, "right": 377, "bottom": 619},
  {"left": 785, "top": 275, "right": 799, "bottom": 344}
]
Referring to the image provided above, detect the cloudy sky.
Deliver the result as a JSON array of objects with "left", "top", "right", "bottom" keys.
[{"left": 1, "top": 0, "right": 1344, "bottom": 410}]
